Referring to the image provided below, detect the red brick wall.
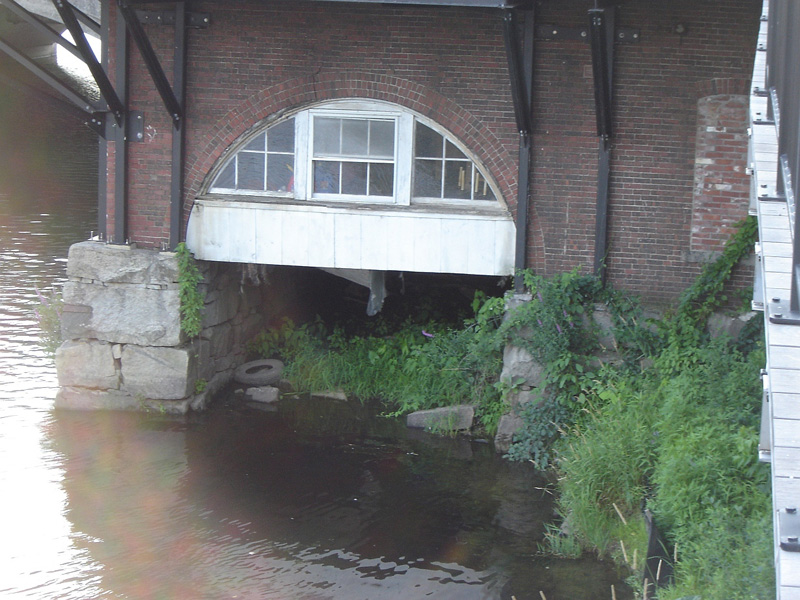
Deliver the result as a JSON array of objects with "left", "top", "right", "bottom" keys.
[{"left": 107, "top": 0, "right": 761, "bottom": 302}]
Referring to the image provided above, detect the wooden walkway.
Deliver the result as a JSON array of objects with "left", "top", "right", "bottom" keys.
[{"left": 751, "top": 2, "right": 800, "bottom": 598}]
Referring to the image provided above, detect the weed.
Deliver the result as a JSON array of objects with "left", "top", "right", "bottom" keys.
[
  {"left": 175, "top": 242, "right": 204, "bottom": 338},
  {"left": 33, "top": 286, "right": 63, "bottom": 357}
]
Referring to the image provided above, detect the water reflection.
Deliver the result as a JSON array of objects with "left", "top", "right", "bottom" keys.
[{"left": 46, "top": 398, "right": 630, "bottom": 600}]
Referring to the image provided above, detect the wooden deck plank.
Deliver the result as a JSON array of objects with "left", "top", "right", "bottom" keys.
[
  {"left": 773, "top": 446, "right": 800, "bottom": 479},
  {"left": 762, "top": 241, "right": 795, "bottom": 258},
  {"left": 780, "top": 551, "right": 800, "bottom": 588},
  {"left": 770, "top": 370, "right": 800, "bottom": 395},
  {"left": 773, "top": 393, "right": 800, "bottom": 421},
  {"left": 774, "top": 477, "right": 800, "bottom": 508},
  {"left": 774, "top": 418, "right": 800, "bottom": 447}
]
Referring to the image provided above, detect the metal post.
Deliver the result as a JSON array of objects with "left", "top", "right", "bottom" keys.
[
  {"left": 503, "top": 8, "right": 535, "bottom": 292},
  {"left": 589, "top": 6, "right": 615, "bottom": 283},
  {"left": 170, "top": 2, "right": 187, "bottom": 249},
  {"left": 113, "top": 4, "right": 127, "bottom": 245},
  {"left": 98, "top": 0, "right": 109, "bottom": 240}
]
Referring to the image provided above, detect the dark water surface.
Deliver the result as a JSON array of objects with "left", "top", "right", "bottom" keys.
[{"left": 0, "top": 119, "right": 630, "bottom": 600}]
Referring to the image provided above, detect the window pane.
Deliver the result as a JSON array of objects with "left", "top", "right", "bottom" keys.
[
  {"left": 314, "top": 161, "right": 340, "bottom": 194},
  {"left": 369, "top": 120, "right": 395, "bottom": 158},
  {"left": 244, "top": 133, "right": 265, "bottom": 152},
  {"left": 369, "top": 163, "right": 394, "bottom": 196},
  {"left": 474, "top": 171, "right": 496, "bottom": 201},
  {"left": 267, "top": 156, "right": 294, "bottom": 192},
  {"left": 342, "top": 162, "right": 368, "bottom": 195},
  {"left": 414, "top": 159, "right": 442, "bottom": 197},
  {"left": 415, "top": 123, "right": 443, "bottom": 158},
  {"left": 238, "top": 152, "right": 265, "bottom": 190},
  {"left": 443, "top": 160, "right": 471, "bottom": 199},
  {"left": 342, "top": 120, "right": 369, "bottom": 157},
  {"left": 314, "top": 118, "right": 341, "bottom": 156},
  {"left": 213, "top": 160, "right": 236, "bottom": 189},
  {"left": 267, "top": 119, "right": 295, "bottom": 152},
  {"left": 445, "top": 140, "right": 467, "bottom": 159}
]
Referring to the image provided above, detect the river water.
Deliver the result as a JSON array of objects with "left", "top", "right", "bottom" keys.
[{"left": 0, "top": 118, "right": 630, "bottom": 600}]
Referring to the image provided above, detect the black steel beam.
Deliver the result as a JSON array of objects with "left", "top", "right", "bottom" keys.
[
  {"left": 113, "top": 6, "right": 127, "bottom": 245},
  {"left": 506, "top": 8, "right": 534, "bottom": 292},
  {"left": 118, "top": 2, "right": 183, "bottom": 126},
  {"left": 588, "top": 7, "right": 613, "bottom": 139},
  {"left": 52, "top": 0, "right": 125, "bottom": 123},
  {"left": 170, "top": 1, "right": 186, "bottom": 248},
  {"left": 97, "top": 0, "right": 109, "bottom": 240},
  {"left": 503, "top": 9, "right": 532, "bottom": 138},
  {"left": 589, "top": 6, "right": 615, "bottom": 283}
]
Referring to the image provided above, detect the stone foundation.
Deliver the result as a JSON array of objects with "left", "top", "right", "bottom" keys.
[{"left": 55, "top": 241, "right": 265, "bottom": 413}]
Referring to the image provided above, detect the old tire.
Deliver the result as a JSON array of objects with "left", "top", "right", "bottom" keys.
[{"left": 234, "top": 359, "right": 284, "bottom": 386}]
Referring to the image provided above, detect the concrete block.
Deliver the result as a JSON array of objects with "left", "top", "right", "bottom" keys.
[
  {"left": 66, "top": 242, "right": 179, "bottom": 285},
  {"left": 55, "top": 340, "right": 119, "bottom": 389},
  {"left": 63, "top": 281, "right": 182, "bottom": 346},
  {"left": 121, "top": 345, "right": 196, "bottom": 400}
]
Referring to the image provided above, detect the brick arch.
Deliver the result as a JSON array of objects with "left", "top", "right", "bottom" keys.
[
  {"left": 694, "top": 77, "right": 752, "bottom": 99},
  {"left": 183, "top": 72, "right": 522, "bottom": 229}
]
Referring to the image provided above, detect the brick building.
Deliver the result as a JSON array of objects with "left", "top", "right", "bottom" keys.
[
  {"left": 100, "top": 0, "right": 761, "bottom": 302},
  {"left": 0, "top": 0, "right": 763, "bottom": 410}
]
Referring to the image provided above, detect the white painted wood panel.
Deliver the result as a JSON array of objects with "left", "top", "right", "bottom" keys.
[
  {"left": 187, "top": 199, "right": 515, "bottom": 276},
  {"left": 334, "top": 213, "right": 363, "bottom": 269},
  {"left": 254, "top": 208, "right": 283, "bottom": 264}
]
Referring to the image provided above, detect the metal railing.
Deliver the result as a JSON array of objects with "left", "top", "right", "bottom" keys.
[{"left": 764, "top": 0, "right": 800, "bottom": 323}]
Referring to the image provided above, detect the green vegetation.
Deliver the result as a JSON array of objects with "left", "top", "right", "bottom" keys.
[
  {"left": 175, "top": 242, "right": 204, "bottom": 338},
  {"left": 538, "top": 217, "right": 773, "bottom": 599},
  {"left": 34, "top": 286, "right": 63, "bottom": 356},
  {"left": 252, "top": 216, "right": 771, "bottom": 598}
]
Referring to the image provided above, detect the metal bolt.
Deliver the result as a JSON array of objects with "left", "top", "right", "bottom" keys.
[
  {"left": 581, "top": 31, "right": 587, "bottom": 38},
  {"left": 774, "top": 313, "right": 783, "bottom": 319},
  {"left": 633, "top": 33, "right": 639, "bottom": 39},
  {"left": 619, "top": 32, "right": 625, "bottom": 39},
  {"left": 773, "top": 297, "right": 781, "bottom": 303},
  {"left": 137, "top": 133, "right": 143, "bottom": 140},
  {"left": 552, "top": 29, "right": 558, "bottom": 35}
]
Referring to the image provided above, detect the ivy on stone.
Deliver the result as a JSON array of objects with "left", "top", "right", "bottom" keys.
[{"left": 175, "top": 242, "right": 204, "bottom": 338}]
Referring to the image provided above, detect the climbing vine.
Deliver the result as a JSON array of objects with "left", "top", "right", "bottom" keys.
[{"left": 175, "top": 242, "right": 204, "bottom": 338}]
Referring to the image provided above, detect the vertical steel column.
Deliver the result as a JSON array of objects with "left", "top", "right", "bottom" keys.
[
  {"left": 503, "top": 8, "right": 535, "bottom": 293},
  {"left": 589, "top": 6, "right": 615, "bottom": 283},
  {"left": 97, "top": 0, "right": 109, "bottom": 240},
  {"left": 113, "top": 3, "right": 127, "bottom": 244},
  {"left": 170, "top": 2, "right": 186, "bottom": 249}
]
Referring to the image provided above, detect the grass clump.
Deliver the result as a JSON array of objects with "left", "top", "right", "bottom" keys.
[{"left": 545, "top": 217, "right": 773, "bottom": 599}]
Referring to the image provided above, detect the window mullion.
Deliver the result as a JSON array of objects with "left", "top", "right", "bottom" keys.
[{"left": 395, "top": 113, "right": 412, "bottom": 205}]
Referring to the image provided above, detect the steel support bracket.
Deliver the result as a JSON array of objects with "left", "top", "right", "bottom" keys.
[
  {"left": 779, "top": 507, "right": 800, "bottom": 552},
  {"left": 535, "top": 24, "right": 639, "bottom": 42},
  {"left": 768, "top": 297, "right": 800, "bottom": 325},
  {"left": 118, "top": 2, "right": 183, "bottom": 127},
  {"left": 103, "top": 110, "right": 145, "bottom": 142},
  {"left": 135, "top": 10, "right": 210, "bottom": 28}
]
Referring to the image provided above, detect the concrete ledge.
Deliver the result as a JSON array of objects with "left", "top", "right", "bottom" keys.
[{"left": 55, "top": 387, "right": 193, "bottom": 414}]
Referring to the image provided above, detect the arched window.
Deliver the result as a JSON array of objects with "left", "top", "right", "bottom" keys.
[{"left": 208, "top": 100, "right": 501, "bottom": 208}]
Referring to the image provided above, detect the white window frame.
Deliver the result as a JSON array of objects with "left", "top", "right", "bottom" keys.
[{"left": 207, "top": 100, "right": 502, "bottom": 210}]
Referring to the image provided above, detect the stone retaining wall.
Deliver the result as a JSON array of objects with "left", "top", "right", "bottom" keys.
[{"left": 55, "top": 241, "right": 265, "bottom": 413}]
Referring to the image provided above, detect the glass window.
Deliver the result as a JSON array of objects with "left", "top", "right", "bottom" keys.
[
  {"left": 311, "top": 116, "right": 396, "bottom": 199},
  {"left": 208, "top": 103, "right": 499, "bottom": 208},
  {"left": 210, "top": 118, "right": 295, "bottom": 194},
  {"left": 413, "top": 123, "right": 496, "bottom": 203}
]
